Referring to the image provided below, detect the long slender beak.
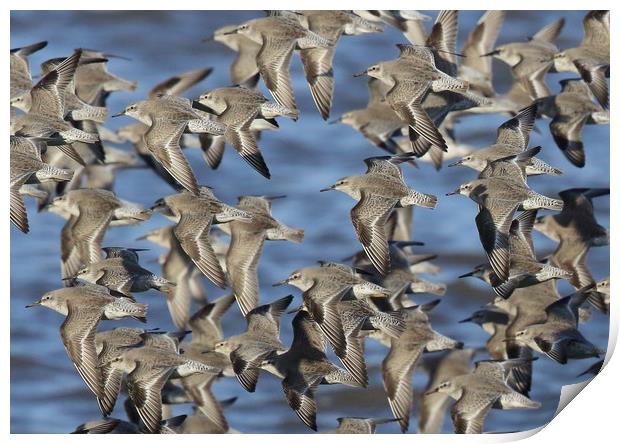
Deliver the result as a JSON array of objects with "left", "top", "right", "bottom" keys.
[
  {"left": 327, "top": 117, "right": 342, "bottom": 125},
  {"left": 62, "top": 276, "right": 77, "bottom": 281},
  {"left": 481, "top": 50, "right": 500, "bottom": 57},
  {"left": 458, "top": 317, "right": 472, "bottom": 323},
  {"left": 25, "top": 300, "right": 41, "bottom": 308},
  {"left": 424, "top": 387, "right": 440, "bottom": 396},
  {"left": 111, "top": 111, "right": 125, "bottom": 118},
  {"left": 272, "top": 279, "right": 289, "bottom": 287},
  {"left": 445, "top": 188, "right": 460, "bottom": 196},
  {"left": 320, "top": 185, "right": 335, "bottom": 192},
  {"left": 458, "top": 270, "right": 476, "bottom": 278},
  {"left": 265, "top": 195, "right": 287, "bottom": 201},
  {"left": 135, "top": 234, "right": 149, "bottom": 241},
  {"left": 286, "top": 305, "right": 303, "bottom": 314},
  {"left": 447, "top": 159, "right": 463, "bottom": 167},
  {"left": 352, "top": 70, "right": 367, "bottom": 78},
  {"left": 103, "top": 52, "right": 132, "bottom": 61},
  {"left": 502, "top": 337, "right": 516, "bottom": 342}
]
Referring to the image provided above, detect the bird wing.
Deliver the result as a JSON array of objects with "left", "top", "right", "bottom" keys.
[
  {"left": 10, "top": 187, "right": 30, "bottom": 234},
  {"left": 60, "top": 300, "right": 105, "bottom": 400},
  {"left": 61, "top": 216, "right": 82, "bottom": 280},
  {"left": 98, "top": 360, "right": 125, "bottom": 417},
  {"left": 550, "top": 113, "right": 589, "bottom": 168},
  {"left": 304, "top": 283, "right": 350, "bottom": 359},
  {"left": 300, "top": 45, "right": 336, "bottom": 120},
  {"left": 363, "top": 156, "right": 405, "bottom": 179},
  {"left": 495, "top": 103, "right": 537, "bottom": 150},
  {"left": 188, "top": 294, "right": 235, "bottom": 347},
  {"left": 181, "top": 373, "right": 228, "bottom": 431},
  {"left": 451, "top": 389, "right": 496, "bottom": 434},
  {"left": 73, "top": 208, "right": 112, "bottom": 265},
  {"left": 145, "top": 119, "right": 198, "bottom": 194},
  {"left": 553, "top": 238, "right": 592, "bottom": 290},
  {"left": 425, "top": 10, "right": 459, "bottom": 76},
  {"left": 30, "top": 51, "right": 80, "bottom": 119},
  {"left": 174, "top": 211, "right": 227, "bottom": 289},
  {"left": 573, "top": 60, "right": 608, "bottom": 110},
  {"left": 226, "top": 226, "right": 266, "bottom": 316},
  {"left": 388, "top": 80, "right": 447, "bottom": 151},
  {"left": 382, "top": 339, "right": 426, "bottom": 432},
  {"left": 257, "top": 36, "right": 297, "bottom": 111},
  {"left": 531, "top": 18, "right": 565, "bottom": 43},
  {"left": 127, "top": 364, "right": 176, "bottom": 434},
  {"left": 351, "top": 191, "right": 399, "bottom": 276},
  {"left": 246, "top": 294, "right": 293, "bottom": 337},
  {"left": 581, "top": 10, "right": 609, "bottom": 52},
  {"left": 222, "top": 104, "right": 270, "bottom": 178},
  {"left": 460, "top": 11, "right": 505, "bottom": 96},
  {"left": 149, "top": 67, "right": 213, "bottom": 98},
  {"left": 475, "top": 203, "right": 519, "bottom": 282},
  {"left": 283, "top": 372, "right": 322, "bottom": 431}
]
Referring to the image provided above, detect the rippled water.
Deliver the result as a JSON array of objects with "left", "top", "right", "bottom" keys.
[{"left": 10, "top": 10, "right": 609, "bottom": 434}]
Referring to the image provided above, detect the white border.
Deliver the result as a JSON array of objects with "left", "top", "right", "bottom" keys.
[{"left": 5, "top": 2, "right": 616, "bottom": 442}]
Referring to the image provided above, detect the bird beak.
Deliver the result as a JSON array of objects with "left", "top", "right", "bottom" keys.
[
  {"left": 481, "top": 50, "right": 500, "bottom": 57},
  {"left": 445, "top": 188, "right": 460, "bottom": 196},
  {"left": 272, "top": 279, "right": 289, "bottom": 287},
  {"left": 25, "top": 300, "right": 41, "bottom": 308},
  {"left": 424, "top": 387, "right": 440, "bottom": 396},
  {"left": 286, "top": 305, "right": 303, "bottom": 314},
  {"left": 458, "top": 317, "right": 472, "bottom": 323},
  {"left": 62, "top": 276, "right": 77, "bottom": 281},
  {"left": 223, "top": 29, "right": 239, "bottom": 35},
  {"left": 320, "top": 185, "right": 335, "bottom": 192},
  {"left": 352, "top": 70, "right": 367, "bottom": 78},
  {"left": 458, "top": 270, "right": 475, "bottom": 278},
  {"left": 447, "top": 159, "right": 463, "bottom": 167},
  {"left": 103, "top": 52, "right": 132, "bottom": 61},
  {"left": 502, "top": 337, "right": 516, "bottom": 342},
  {"left": 111, "top": 111, "right": 125, "bottom": 117},
  {"left": 327, "top": 117, "right": 342, "bottom": 124}
]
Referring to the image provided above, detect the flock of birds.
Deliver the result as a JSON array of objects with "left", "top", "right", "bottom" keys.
[{"left": 10, "top": 10, "right": 610, "bottom": 434}]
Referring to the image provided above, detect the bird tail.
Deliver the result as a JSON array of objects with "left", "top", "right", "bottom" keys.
[
  {"left": 154, "top": 276, "right": 176, "bottom": 292},
  {"left": 217, "top": 205, "right": 252, "bottom": 223},
  {"left": 61, "top": 128, "right": 100, "bottom": 144},
  {"left": 44, "top": 165, "right": 74, "bottom": 182},
  {"left": 409, "top": 279, "right": 447, "bottom": 296},
  {"left": 526, "top": 193, "right": 563, "bottom": 211},
  {"left": 539, "top": 264, "right": 572, "bottom": 280},
  {"left": 370, "top": 310, "right": 406, "bottom": 338},
  {"left": 261, "top": 101, "right": 299, "bottom": 121},
  {"left": 71, "top": 104, "right": 108, "bottom": 123},
  {"left": 268, "top": 224, "right": 305, "bottom": 243},
  {"left": 528, "top": 156, "right": 563, "bottom": 176},
  {"left": 401, "top": 189, "right": 437, "bottom": 208},
  {"left": 128, "top": 301, "right": 148, "bottom": 323}
]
